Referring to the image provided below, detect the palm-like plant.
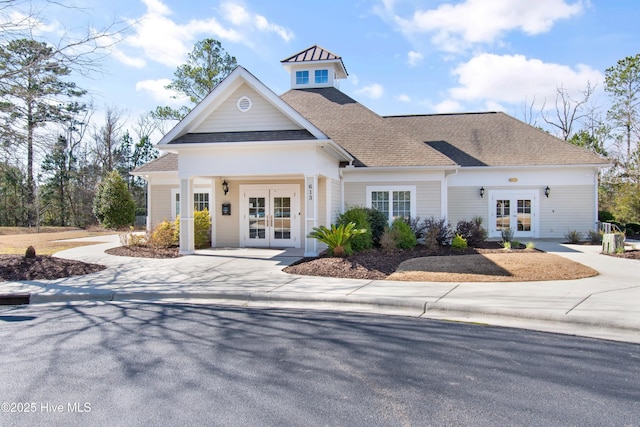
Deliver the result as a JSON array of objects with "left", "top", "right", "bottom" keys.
[{"left": 308, "top": 222, "right": 367, "bottom": 257}]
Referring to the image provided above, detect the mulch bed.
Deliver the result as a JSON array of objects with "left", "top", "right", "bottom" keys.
[
  {"left": 0, "top": 255, "right": 106, "bottom": 282},
  {"left": 283, "top": 242, "right": 514, "bottom": 280},
  {"left": 105, "top": 246, "right": 180, "bottom": 258},
  {"left": 605, "top": 250, "right": 640, "bottom": 260}
]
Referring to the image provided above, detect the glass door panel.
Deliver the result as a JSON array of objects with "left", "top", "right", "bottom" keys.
[
  {"left": 517, "top": 199, "right": 532, "bottom": 232},
  {"left": 496, "top": 199, "right": 510, "bottom": 231},
  {"left": 248, "top": 196, "right": 266, "bottom": 240},
  {"left": 273, "top": 196, "right": 291, "bottom": 240}
]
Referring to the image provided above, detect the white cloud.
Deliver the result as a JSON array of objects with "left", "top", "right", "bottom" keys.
[
  {"left": 135, "top": 79, "right": 188, "bottom": 105},
  {"left": 119, "top": 0, "right": 294, "bottom": 68},
  {"left": 433, "top": 99, "right": 464, "bottom": 113},
  {"left": 396, "top": 94, "right": 411, "bottom": 103},
  {"left": 355, "top": 83, "right": 385, "bottom": 99},
  {"left": 447, "top": 53, "right": 603, "bottom": 111},
  {"left": 390, "top": 0, "right": 585, "bottom": 52},
  {"left": 407, "top": 50, "right": 423, "bottom": 67}
]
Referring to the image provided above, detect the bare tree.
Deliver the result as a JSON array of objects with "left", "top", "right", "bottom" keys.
[
  {"left": 92, "top": 107, "right": 124, "bottom": 173},
  {"left": 542, "top": 83, "right": 595, "bottom": 140}
]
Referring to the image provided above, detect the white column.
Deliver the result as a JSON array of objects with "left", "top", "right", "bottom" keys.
[
  {"left": 179, "top": 176, "right": 195, "bottom": 254},
  {"left": 210, "top": 178, "right": 216, "bottom": 248},
  {"left": 146, "top": 179, "right": 152, "bottom": 232},
  {"left": 304, "top": 175, "right": 318, "bottom": 256}
]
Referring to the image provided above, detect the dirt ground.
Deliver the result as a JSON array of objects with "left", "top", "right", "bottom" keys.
[{"left": 0, "top": 228, "right": 115, "bottom": 256}]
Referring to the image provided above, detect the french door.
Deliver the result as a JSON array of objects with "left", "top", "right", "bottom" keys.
[
  {"left": 241, "top": 185, "right": 299, "bottom": 248},
  {"left": 490, "top": 191, "right": 538, "bottom": 239}
]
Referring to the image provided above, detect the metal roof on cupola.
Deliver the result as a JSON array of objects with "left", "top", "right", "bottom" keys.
[{"left": 281, "top": 45, "right": 348, "bottom": 79}]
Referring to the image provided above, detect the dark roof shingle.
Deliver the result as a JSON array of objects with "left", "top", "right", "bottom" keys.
[
  {"left": 132, "top": 153, "right": 178, "bottom": 173},
  {"left": 280, "top": 88, "right": 456, "bottom": 167},
  {"left": 168, "top": 129, "right": 316, "bottom": 144},
  {"left": 385, "top": 112, "right": 609, "bottom": 167}
]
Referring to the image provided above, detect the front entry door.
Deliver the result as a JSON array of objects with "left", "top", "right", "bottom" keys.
[
  {"left": 242, "top": 186, "right": 299, "bottom": 248},
  {"left": 490, "top": 191, "right": 538, "bottom": 239}
]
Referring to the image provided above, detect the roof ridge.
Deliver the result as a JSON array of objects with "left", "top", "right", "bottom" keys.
[{"left": 383, "top": 111, "right": 498, "bottom": 119}]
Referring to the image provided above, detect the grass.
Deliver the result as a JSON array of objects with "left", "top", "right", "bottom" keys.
[
  {"left": 388, "top": 252, "right": 598, "bottom": 282},
  {"left": 0, "top": 227, "right": 116, "bottom": 256}
]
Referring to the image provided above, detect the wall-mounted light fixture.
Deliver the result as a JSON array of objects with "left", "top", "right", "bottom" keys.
[
  {"left": 222, "top": 180, "right": 229, "bottom": 195},
  {"left": 480, "top": 186, "right": 485, "bottom": 198},
  {"left": 544, "top": 186, "right": 550, "bottom": 198}
]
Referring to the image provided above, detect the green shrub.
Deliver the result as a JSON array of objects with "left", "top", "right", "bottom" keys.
[
  {"left": 598, "top": 210, "right": 615, "bottom": 222},
  {"left": 391, "top": 218, "right": 417, "bottom": 249},
  {"left": 525, "top": 241, "right": 536, "bottom": 250},
  {"left": 150, "top": 220, "right": 177, "bottom": 249},
  {"left": 511, "top": 240, "right": 521, "bottom": 248},
  {"left": 93, "top": 170, "right": 136, "bottom": 229},
  {"left": 337, "top": 207, "right": 372, "bottom": 252},
  {"left": 451, "top": 234, "right": 467, "bottom": 250},
  {"left": 406, "top": 216, "right": 427, "bottom": 239},
  {"left": 501, "top": 240, "right": 512, "bottom": 250},
  {"left": 565, "top": 230, "right": 584, "bottom": 243},
  {"left": 423, "top": 217, "right": 453, "bottom": 246},
  {"left": 625, "top": 222, "right": 640, "bottom": 235},
  {"left": 365, "top": 208, "right": 387, "bottom": 247},
  {"left": 455, "top": 217, "right": 487, "bottom": 247},
  {"left": 173, "top": 209, "right": 212, "bottom": 249},
  {"left": 308, "top": 222, "right": 367, "bottom": 257}
]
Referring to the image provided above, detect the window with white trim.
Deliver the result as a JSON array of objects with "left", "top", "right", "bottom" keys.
[
  {"left": 366, "top": 186, "right": 416, "bottom": 222},
  {"left": 315, "top": 69, "right": 328, "bottom": 84},
  {"left": 295, "top": 70, "right": 309, "bottom": 85},
  {"left": 171, "top": 190, "right": 211, "bottom": 218}
]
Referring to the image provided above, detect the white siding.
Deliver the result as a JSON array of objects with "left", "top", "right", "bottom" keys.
[
  {"left": 194, "top": 83, "right": 302, "bottom": 133},
  {"left": 330, "top": 178, "right": 341, "bottom": 224},
  {"left": 150, "top": 185, "right": 176, "bottom": 227},
  {"left": 539, "top": 185, "right": 596, "bottom": 237},
  {"left": 448, "top": 186, "right": 487, "bottom": 227}
]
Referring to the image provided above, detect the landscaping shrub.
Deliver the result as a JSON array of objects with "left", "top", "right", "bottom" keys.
[
  {"left": 129, "top": 233, "right": 147, "bottom": 247},
  {"left": 501, "top": 241, "right": 512, "bottom": 250},
  {"left": 379, "top": 228, "right": 398, "bottom": 252},
  {"left": 501, "top": 228, "right": 514, "bottom": 242},
  {"left": 565, "top": 230, "right": 584, "bottom": 243},
  {"left": 525, "top": 241, "right": 536, "bottom": 250},
  {"left": 150, "top": 220, "right": 176, "bottom": 249},
  {"left": 25, "top": 245, "right": 36, "bottom": 258},
  {"left": 93, "top": 170, "right": 136, "bottom": 229},
  {"left": 598, "top": 210, "right": 615, "bottom": 222},
  {"left": 587, "top": 229, "right": 602, "bottom": 244},
  {"left": 337, "top": 207, "right": 372, "bottom": 251},
  {"left": 173, "top": 209, "right": 212, "bottom": 249},
  {"left": 625, "top": 222, "right": 640, "bottom": 235},
  {"left": 308, "top": 222, "right": 366, "bottom": 257},
  {"left": 423, "top": 216, "right": 453, "bottom": 246},
  {"left": 406, "top": 216, "right": 427, "bottom": 239},
  {"left": 364, "top": 208, "right": 387, "bottom": 247},
  {"left": 391, "top": 218, "right": 417, "bottom": 249},
  {"left": 451, "top": 234, "right": 467, "bottom": 250},
  {"left": 455, "top": 216, "right": 487, "bottom": 247}
]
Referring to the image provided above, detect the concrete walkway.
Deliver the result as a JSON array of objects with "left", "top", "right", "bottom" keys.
[{"left": 1, "top": 235, "right": 639, "bottom": 344}]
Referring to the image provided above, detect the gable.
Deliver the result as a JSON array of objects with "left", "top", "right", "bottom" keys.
[{"left": 193, "top": 82, "right": 303, "bottom": 133}]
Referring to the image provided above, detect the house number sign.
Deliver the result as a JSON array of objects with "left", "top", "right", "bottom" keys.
[{"left": 308, "top": 183, "right": 313, "bottom": 200}]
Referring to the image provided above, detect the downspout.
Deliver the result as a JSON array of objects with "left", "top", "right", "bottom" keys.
[{"left": 443, "top": 168, "right": 459, "bottom": 220}]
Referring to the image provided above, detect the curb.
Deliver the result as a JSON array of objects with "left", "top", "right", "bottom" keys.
[{"left": 14, "top": 290, "right": 640, "bottom": 336}]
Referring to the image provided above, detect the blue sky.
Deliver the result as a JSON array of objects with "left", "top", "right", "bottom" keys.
[{"left": 15, "top": 0, "right": 640, "bottom": 136}]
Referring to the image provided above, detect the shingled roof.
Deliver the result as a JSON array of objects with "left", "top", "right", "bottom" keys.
[
  {"left": 132, "top": 153, "right": 178, "bottom": 173},
  {"left": 385, "top": 112, "right": 609, "bottom": 167},
  {"left": 280, "top": 88, "right": 456, "bottom": 168},
  {"left": 281, "top": 45, "right": 348, "bottom": 78}
]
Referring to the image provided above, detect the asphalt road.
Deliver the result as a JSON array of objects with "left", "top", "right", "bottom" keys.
[{"left": 0, "top": 301, "right": 639, "bottom": 426}]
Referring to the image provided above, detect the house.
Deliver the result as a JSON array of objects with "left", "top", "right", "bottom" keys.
[{"left": 132, "top": 45, "right": 609, "bottom": 256}]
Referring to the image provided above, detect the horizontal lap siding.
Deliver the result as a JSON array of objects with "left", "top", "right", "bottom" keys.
[
  {"left": 195, "top": 84, "right": 302, "bottom": 133},
  {"left": 331, "top": 179, "right": 341, "bottom": 223},
  {"left": 539, "top": 185, "right": 596, "bottom": 237},
  {"left": 150, "top": 185, "right": 176, "bottom": 227},
  {"left": 448, "top": 187, "right": 487, "bottom": 226}
]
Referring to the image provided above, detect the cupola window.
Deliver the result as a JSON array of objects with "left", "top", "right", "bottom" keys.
[
  {"left": 295, "top": 70, "right": 309, "bottom": 85},
  {"left": 315, "top": 69, "right": 328, "bottom": 84}
]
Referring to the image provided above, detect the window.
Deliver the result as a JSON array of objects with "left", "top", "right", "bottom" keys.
[
  {"left": 295, "top": 70, "right": 309, "bottom": 85},
  {"left": 315, "top": 69, "right": 328, "bottom": 84},
  {"left": 367, "top": 186, "right": 416, "bottom": 222},
  {"left": 172, "top": 190, "right": 211, "bottom": 218}
]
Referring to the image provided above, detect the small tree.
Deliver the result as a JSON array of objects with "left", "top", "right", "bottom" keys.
[{"left": 93, "top": 170, "right": 135, "bottom": 228}]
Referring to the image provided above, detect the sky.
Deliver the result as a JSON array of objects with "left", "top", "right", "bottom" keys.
[{"left": 10, "top": 0, "right": 640, "bottom": 139}]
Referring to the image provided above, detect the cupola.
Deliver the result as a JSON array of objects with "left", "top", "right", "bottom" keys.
[{"left": 281, "top": 45, "right": 348, "bottom": 90}]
